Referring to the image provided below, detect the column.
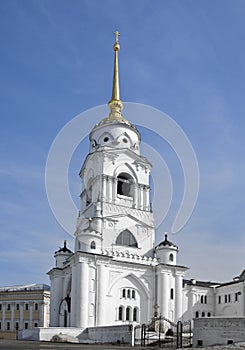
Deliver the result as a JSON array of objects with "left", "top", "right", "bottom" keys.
[
  {"left": 39, "top": 303, "right": 43, "bottom": 327},
  {"left": 29, "top": 303, "right": 33, "bottom": 329},
  {"left": 97, "top": 264, "right": 107, "bottom": 325},
  {"left": 70, "top": 264, "right": 77, "bottom": 326},
  {"left": 77, "top": 260, "right": 89, "bottom": 327},
  {"left": 187, "top": 286, "right": 194, "bottom": 320},
  {"left": 108, "top": 177, "right": 112, "bottom": 202},
  {"left": 157, "top": 272, "right": 162, "bottom": 314},
  {"left": 2, "top": 303, "right": 6, "bottom": 331},
  {"left": 43, "top": 302, "right": 49, "bottom": 328},
  {"left": 133, "top": 184, "right": 138, "bottom": 208},
  {"left": 11, "top": 303, "right": 15, "bottom": 331},
  {"left": 175, "top": 274, "right": 183, "bottom": 321},
  {"left": 161, "top": 272, "right": 169, "bottom": 318},
  {"left": 19, "top": 303, "right": 24, "bottom": 330},
  {"left": 139, "top": 185, "right": 144, "bottom": 210},
  {"left": 111, "top": 177, "right": 116, "bottom": 203},
  {"left": 101, "top": 176, "right": 106, "bottom": 201},
  {"left": 145, "top": 186, "right": 150, "bottom": 211}
]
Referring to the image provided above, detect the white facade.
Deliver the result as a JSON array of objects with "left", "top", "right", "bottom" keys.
[
  {"left": 48, "top": 35, "right": 188, "bottom": 329},
  {"left": 48, "top": 35, "right": 245, "bottom": 332}
]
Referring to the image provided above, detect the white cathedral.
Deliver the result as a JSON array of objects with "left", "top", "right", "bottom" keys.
[{"left": 48, "top": 34, "right": 245, "bottom": 332}]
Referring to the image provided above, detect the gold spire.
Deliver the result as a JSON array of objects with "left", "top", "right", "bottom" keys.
[
  {"left": 94, "top": 31, "right": 137, "bottom": 131},
  {"left": 110, "top": 31, "right": 121, "bottom": 102},
  {"left": 108, "top": 30, "right": 123, "bottom": 117}
]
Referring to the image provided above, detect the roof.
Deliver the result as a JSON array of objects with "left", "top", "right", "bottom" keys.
[
  {"left": 0, "top": 283, "right": 50, "bottom": 292},
  {"left": 156, "top": 234, "right": 178, "bottom": 249},
  {"left": 184, "top": 279, "right": 220, "bottom": 288},
  {"left": 55, "top": 240, "right": 72, "bottom": 254}
]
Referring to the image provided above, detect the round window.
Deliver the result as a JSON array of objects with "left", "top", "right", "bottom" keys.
[
  {"left": 122, "top": 138, "right": 128, "bottom": 143},
  {"left": 104, "top": 137, "right": 109, "bottom": 142}
]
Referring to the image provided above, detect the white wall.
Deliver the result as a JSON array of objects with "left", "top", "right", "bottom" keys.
[{"left": 193, "top": 317, "right": 245, "bottom": 347}]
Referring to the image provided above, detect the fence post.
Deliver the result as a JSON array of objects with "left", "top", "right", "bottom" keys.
[{"left": 177, "top": 321, "right": 183, "bottom": 348}]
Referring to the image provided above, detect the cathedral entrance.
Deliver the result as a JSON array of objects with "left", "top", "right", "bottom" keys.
[
  {"left": 58, "top": 297, "right": 71, "bottom": 327},
  {"left": 137, "top": 316, "right": 192, "bottom": 348}
]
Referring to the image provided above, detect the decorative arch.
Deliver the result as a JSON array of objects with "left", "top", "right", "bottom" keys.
[
  {"left": 116, "top": 132, "right": 133, "bottom": 147},
  {"left": 98, "top": 132, "right": 114, "bottom": 145},
  {"left": 114, "top": 163, "right": 138, "bottom": 184},
  {"left": 116, "top": 229, "right": 138, "bottom": 247},
  {"left": 58, "top": 297, "right": 71, "bottom": 327},
  {"left": 107, "top": 272, "right": 150, "bottom": 300},
  {"left": 84, "top": 168, "right": 95, "bottom": 189}
]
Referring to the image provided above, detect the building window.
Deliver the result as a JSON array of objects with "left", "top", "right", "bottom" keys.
[
  {"left": 24, "top": 322, "right": 28, "bottom": 329},
  {"left": 118, "top": 306, "right": 123, "bottom": 321},
  {"left": 228, "top": 294, "right": 231, "bottom": 303},
  {"left": 207, "top": 312, "right": 211, "bottom": 317},
  {"left": 126, "top": 307, "right": 131, "bottom": 321},
  {"left": 122, "top": 289, "right": 126, "bottom": 298},
  {"left": 25, "top": 303, "right": 29, "bottom": 310},
  {"left": 0, "top": 304, "right": 2, "bottom": 311},
  {"left": 7, "top": 322, "right": 10, "bottom": 331},
  {"left": 169, "top": 253, "right": 174, "bottom": 262},
  {"left": 16, "top": 304, "right": 19, "bottom": 310},
  {"left": 132, "top": 290, "right": 136, "bottom": 299},
  {"left": 127, "top": 289, "right": 131, "bottom": 299},
  {"left": 225, "top": 295, "right": 228, "bottom": 303},
  {"left": 201, "top": 312, "right": 205, "bottom": 317},
  {"left": 7, "top": 304, "right": 10, "bottom": 310},
  {"left": 195, "top": 311, "right": 199, "bottom": 318},
  {"left": 89, "top": 303, "right": 95, "bottom": 317},
  {"left": 90, "top": 241, "right": 96, "bottom": 249},
  {"left": 15, "top": 322, "right": 19, "bottom": 330},
  {"left": 170, "top": 288, "right": 174, "bottom": 300},
  {"left": 205, "top": 296, "right": 207, "bottom": 304},
  {"left": 116, "top": 230, "right": 138, "bottom": 248},
  {"left": 34, "top": 322, "right": 38, "bottom": 328},
  {"left": 117, "top": 173, "right": 133, "bottom": 197},
  {"left": 200, "top": 296, "right": 204, "bottom": 304},
  {"left": 35, "top": 303, "right": 38, "bottom": 311},
  {"left": 133, "top": 307, "right": 138, "bottom": 322},
  {"left": 218, "top": 296, "right": 221, "bottom": 304},
  {"left": 90, "top": 279, "right": 95, "bottom": 292},
  {"left": 235, "top": 292, "right": 239, "bottom": 302},
  {"left": 0, "top": 321, "right": 1, "bottom": 330}
]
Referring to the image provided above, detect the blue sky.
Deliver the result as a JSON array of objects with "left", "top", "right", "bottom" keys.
[{"left": 0, "top": 0, "right": 245, "bottom": 285}]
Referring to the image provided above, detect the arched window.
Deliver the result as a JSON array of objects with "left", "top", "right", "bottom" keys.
[
  {"left": 200, "top": 296, "right": 204, "bottom": 304},
  {"left": 127, "top": 289, "right": 131, "bottom": 299},
  {"left": 117, "top": 173, "right": 133, "bottom": 197},
  {"left": 118, "top": 306, "right": 123, "bottom": 321},
  {"left": 126, "top": 307, "right": 131, "bottom": 321},
  {"left": 86, "top": 185, "right": 92, "bottom": 206},
  {"left": 122, "top": 289, "right": 126, "bottom": 298},
  {"left": 169, "top": 253, "right": 174, "bottom": 262},
  {"left": 170, "top": 288, "right": 174, "bottom": 300},
  {"left": 132, "top": 290, "right": 136, "bottom": 299},
  {"left": 90, "top": 241, "right": 96, "bottom": 249},
  {"left": 201, "top": 312, "right": 205, "bottom": 317},
  {"left": 116, "top": 230, "right": 138, "bottom": 248},
  {"left": 133, "top": 307, "right": 138, "bottom": 322},
  {"left": 195, "top": 311, "right": 199, "bottom": 318},
  {"left": 207, "top": 312, "right": 211, "bottom": 317}
]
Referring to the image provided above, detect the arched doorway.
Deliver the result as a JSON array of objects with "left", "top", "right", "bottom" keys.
[{"left": 59, "top": 297, "right": 71, "bottom": 327}]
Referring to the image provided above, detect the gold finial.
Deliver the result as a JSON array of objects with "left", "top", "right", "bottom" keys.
[
  {"left": 109, "top": 30, "right": 122, "bottom": 106},
  {"left": 114, "top": 30, "right": 120, "bottom": 43}
]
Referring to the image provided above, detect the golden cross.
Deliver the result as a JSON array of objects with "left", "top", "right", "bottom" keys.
[{"left": 114, "top": 30, "right": 120, "bottom": 43}]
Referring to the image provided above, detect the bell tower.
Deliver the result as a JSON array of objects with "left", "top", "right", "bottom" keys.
[{"left": 75, "top": 32, "right": 155, "bottom": 257}]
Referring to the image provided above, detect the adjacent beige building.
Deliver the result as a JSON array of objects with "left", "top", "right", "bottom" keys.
[{"left": 0, "top": 284, "right": 50, "bottom": 339}]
